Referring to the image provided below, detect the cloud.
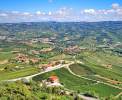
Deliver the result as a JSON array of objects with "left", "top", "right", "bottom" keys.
[
  {"left": 84, "top": 9, "right": 95, "bottom": 14},
  {"left": 112, "top": 3, "right": 120, "bottom": 9},
  {"left": 80, "top": 3, "right": 122, "bottom": 21},
  {"left": 23, "top": 12, "right": 30, "bottom": 15},
  {"left": 48, "top": 11, "right": 52, "bottom": 15},
  {"left": 0, "top": 3, "right": 122, "bottom": 23},
  {"left": 56, "top": 7, "right": 74, "bottom": 16},
  {"left": 36, "top": 11, "right": 42, "bottom": 15},
  {"left": 11, "top": 11, "right": 20, "bottom": 14},
  {"left": 0, "top": 13, "right": 8, "bottom": 17}
]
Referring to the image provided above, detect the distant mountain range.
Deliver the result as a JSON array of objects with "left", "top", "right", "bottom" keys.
[{"left": 0, "top": 21, "right": 122, "bottom": 45}]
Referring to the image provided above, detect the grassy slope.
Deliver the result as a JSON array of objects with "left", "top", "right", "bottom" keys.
[
  {"left": 81, "top": 51, "right": 122, "bottom": 66},
  {"left": 79, "top": 51, "right": 122, "bottom": 81},
  {"left": 33, "top": 68, "right": 121, "bottom": 97},
  {"left": 0, "top": 67, "right": 38, "bottom": 81},
  {"left": 35, "top": 91, "right": 73, "bottom": 100},
  {"left": 69, "top": 63, "right": 94, "bottom": 76},
  {"left": 0, "top": 52, "right": 14, "bottom": 61},
  {"left": 0, "top": 81, "right": 73, "bottom": 100}
]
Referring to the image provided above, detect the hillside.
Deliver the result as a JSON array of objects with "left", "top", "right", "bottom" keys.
[
  {"left": 0, "top": 21, "right": 122, "bottom": 43},
  {"left": 0, "top": 21, "right": 122, "bottom": 100},
  {"left": 33, "top": 68, "right": 121, "bottom": 99}
]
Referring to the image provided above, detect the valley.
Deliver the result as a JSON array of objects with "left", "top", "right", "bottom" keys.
[{"left": 0, "top": 22, "right": 122, "bottom": 100}]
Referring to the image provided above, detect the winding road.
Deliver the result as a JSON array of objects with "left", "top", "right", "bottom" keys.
[
  {"left": 3, "top": 61, "right": 122, "bottom": 100},
  {"left": 67, "top": 66, "right": 122, "bottom": 90},
  {"left": 5, "top": 62, "right": 74, "bottom": 82},
  {"left": 5, "top": 61, "right": 122, "bottom": 90}
]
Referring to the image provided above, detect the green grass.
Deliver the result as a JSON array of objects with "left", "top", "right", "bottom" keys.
[
  {"left": 32, "top": 43, "right": 52, "bottom": 49},
  {"left": 0, "top": 52, "right": 14, "bottom": 61},
  {"left": 69, "top": 63, "right": 122, "bottom": 88},
  {"left": 88, "top": 83, "right": 121, "bottom": 97},
  {"left": 83, "top": 51, "right": 122, "bottom": 66},
  {"left": 49, "top": 54, "right": 73, "bottom": 61},
  {"left": 35, "top": 91, "right": 73, "bottom": 100},
  {"left": 0, "top": 81, "right": 73, "bottom": 100},
  {"left": 77, "top": 51, "right": 122, "bottom": 81},
  {"left": 69, "top": 63, "right": 94, "bottom": 75},
  {"left": 0, "top": 67, "right": 39, "bottom": 81},
  {"left": 33, "top": 68, "right": 121, "bottom": 97},
  {"left": 0, "top": 42, "right": 32, "bottom": 52},
  {"left": 84, "top": 63, "right": 122, "bottom": 81}
]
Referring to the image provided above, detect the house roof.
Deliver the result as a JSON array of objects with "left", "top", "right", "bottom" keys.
[{"left": 49, "top": 75, "right": 59, "bottom": 81}]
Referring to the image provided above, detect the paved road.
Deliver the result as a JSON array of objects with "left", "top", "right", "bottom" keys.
[
  {"left": 4, "top": 61, "right": 122, "bottom": 99},
  {"left": 64, "top": 88, "right": 98, "bottom": 100},
  {"left": 5, "top": 60, "right": 122, "bottom": 90},
  {"left": 78, "top": 94, "right": 98, "bottom": 100},
  {"left": 5, "top": 62, "right": 74, "bottom": 82},
  {"left": 115, "top": 92, "right": 122, "bottom": 98}
]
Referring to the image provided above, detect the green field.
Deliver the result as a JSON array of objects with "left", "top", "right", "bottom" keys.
[
  {"left": 0, "top": 67, "right": 39, "bottom": 81},
  {"left": 69, "top": 63, "right": 122, "bottom": 83},
  {"left": 0, "top": 81, "right": 73, "bottom": 100},
  {"left": 0, "top": 52, "right": 14, "bottom": 61},
  {"left": 69, "top": 63, "right": 94, "bottom": 75},
  {"left": 81, "top": 51, "right": 122, "bottom": 66},
  {"left": 76, "top": 51, "right": 122, "bottom": 82},
  {"left": 33, "top": 68, "right": 121, "bottom": 98}
]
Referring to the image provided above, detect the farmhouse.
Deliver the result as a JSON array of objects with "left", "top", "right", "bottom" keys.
[
  {"left": 15, "top": 53, "right": 40, "bottom": 64},
  {"left": 48, "top": 75, "right": 59, "bottom": 83},
  {"left": 40, "top": 61, "right": 61, "bottom": 71},
  {"left": 42, "top": 75, "right": 62, "bottom": 87},
  {"left": 41, "top": 64, "right": 53, "bottom": 71}
]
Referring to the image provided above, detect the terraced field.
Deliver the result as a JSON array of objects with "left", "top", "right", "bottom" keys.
[
  {"left": 77, "top": 51, "right": 122, "bottom": 82},
  {"left": 0, "top": 42, "right": 122, "bottom": 99},
  {"left": 33, "top": 68, "right": 121, "bottom": 98},
  {"left": 81, "top": 51, "right": 122, "bottom": 66},
  {"left": 0, "top": 52, "right": 14, "bottom": 61},
  {"left": 69, "top": 63, "right": 94, "bottom": 76},
  {"left": 0, "top": 66, "right": 39, "bottom": 81}
]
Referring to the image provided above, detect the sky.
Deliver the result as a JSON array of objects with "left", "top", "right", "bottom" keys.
[{"left": 0, "top": 0, "right": 122, "bottom": 23}]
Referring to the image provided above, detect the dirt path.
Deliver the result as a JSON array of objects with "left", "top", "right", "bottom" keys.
[
  {"left": 115, "top": 92, "right": 122, "bottom": 98},
  {"left": 66, "top": 66, "right": 98, "bottom": 82},
  {"left": 67, "top": 66, "right": 122, "bottom": 90},
  {"left": 0, "top": 60, "right": 8, "bottom": 64},
  {"left": 95, "top": 75, "right": 122, "bottom": 85}
]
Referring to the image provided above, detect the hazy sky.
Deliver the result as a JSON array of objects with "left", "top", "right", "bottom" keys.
[{"left": 0, "top": 0, "right": 122, "bottom": 22}]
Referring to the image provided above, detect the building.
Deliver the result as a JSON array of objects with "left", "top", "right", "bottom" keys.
[
  {"left": 48, "top": 75, "right": 59, "bottom": 83},
  {"left": 42, "top": 75, "right": 62, "bottom": 87},
  {"left": 15, "top": 53, "right": 29, "bottom": 63},
  {"left": 41, "top": 64, "right": 52, "bottom": 71}
]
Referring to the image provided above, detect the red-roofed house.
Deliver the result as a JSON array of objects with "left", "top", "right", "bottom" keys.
[{"left": 48, "top": 75, "right": 59, "bottom": 83}]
